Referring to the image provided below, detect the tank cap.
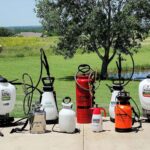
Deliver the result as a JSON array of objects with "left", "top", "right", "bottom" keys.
[
  {"left": 0, "top": 76, "right": 8, "bottom": 83},
  {"left": 147, "top": 74, "right": 150, "bottom": 79},
  {"left": 62, "top": 97, "right": 73, "bottom": 108},
  {"left": 117, "top": 91, "right": 131, "bottom": 101}
]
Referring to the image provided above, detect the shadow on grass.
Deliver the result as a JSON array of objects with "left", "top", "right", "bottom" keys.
[{"left": 57, "top": 76, "right": 74, "bottom": 81}]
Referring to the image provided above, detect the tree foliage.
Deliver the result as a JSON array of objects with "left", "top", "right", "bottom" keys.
[
  {"left": 35, "top": 0, "right": 61, "bottom": 36},
  {"left": 35, "top": 0, "right": 150, "bottom": 78},
  {"left": 0, "top": 27, "right": 14, "bottom": 37}
]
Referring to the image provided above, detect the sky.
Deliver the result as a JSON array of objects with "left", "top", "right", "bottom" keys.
[{"left": 0, "top": 0, "right": 41, "bottom": 27}]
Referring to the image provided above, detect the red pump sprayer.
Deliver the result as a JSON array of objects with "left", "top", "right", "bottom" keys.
[
  {"left": 91, "top": 104, "right": 106, "bottom": 132},
  {"left": 75, "top": 64, "right": 100, "bottom": 123}
]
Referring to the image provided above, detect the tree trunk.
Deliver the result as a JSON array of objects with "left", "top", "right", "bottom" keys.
[
  {"left": 100, "top": 49, "right": 109, "bottom": 79},
  {"left": 100, "top": 59, "right": 109, "bottom": 79}
]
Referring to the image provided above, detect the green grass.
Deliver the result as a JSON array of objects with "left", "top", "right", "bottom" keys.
[
  {"left": 0, "top": 55, "right": 142, "bottom": 117},
  {"left": 0, "top": 37, "right": 58, "bottom": 57},
  {"left": 0, "top": 36, "right": 149, "bottom": 117}
]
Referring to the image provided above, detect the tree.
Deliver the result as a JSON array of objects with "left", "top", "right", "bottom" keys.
[
  {"left": 35, "top": 0, "right": 61, "bottom": 36},
  {"left": 0, "top": 27, "right": 14, "bottom": 37},
  {"left": 35, "top": 0, "right": 150, "bottom": 79}
]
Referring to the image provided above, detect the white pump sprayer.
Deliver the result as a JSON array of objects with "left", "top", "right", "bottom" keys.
[
  {"left": 59, "top": 97, "right": 76, "bottom": 133},
  {"left": 41, "top": 77, "right": 58, "bottom": 123},
  {"left": 0, "top": 76, "right": 16, "bottom": 126},
  {"left": 139, "top": 74, "right": 150, "bottom": 120}
]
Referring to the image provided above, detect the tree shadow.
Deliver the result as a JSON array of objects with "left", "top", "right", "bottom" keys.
[{"left": 57, "top": 76, "right": 74, "bottom": 81}]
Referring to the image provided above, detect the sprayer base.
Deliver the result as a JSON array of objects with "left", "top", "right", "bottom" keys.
[
  {"left": 46, "top": 118, "right": 58, "bottom": 124},
  {"left": 0, "top": 115, "right": 14, "bottom": 127},
  {"left": 115, "top": 128, "right": 132, "bottom": 132}
]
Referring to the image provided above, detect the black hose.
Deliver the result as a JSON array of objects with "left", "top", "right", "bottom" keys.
[
  {"left": 22, "top": 73, "right": 34, "bottom": 115},
  {"left": 131, "top": 98, "right": 141, "bottom": 119},
  {"left": 22, "top": 48, "right": 52, "bottom": 115}
]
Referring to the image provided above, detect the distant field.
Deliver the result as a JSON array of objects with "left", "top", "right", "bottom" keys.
[
  {"left": 0, "top": 36, "right": 150, "bottom": 71},
  {"left": 0, "top": 36, "right": 149, "bottom": 117},
  {"left": 0, "top": 36, "right": 58, "bottom": 57}
]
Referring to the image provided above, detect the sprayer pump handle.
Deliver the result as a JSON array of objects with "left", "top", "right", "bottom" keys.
[
  {"left": 63, "top": 97, "right": 71, "bottom": 104},
  {"left": 78, "top": 64, "right": 90, "bottom": 74},
  {"left": 42, "top": 77, "right": 55, "bottom": 86},
  {"left": 100, "top": 107, "right": 107, "bottom": 117},
  {"left": 113, "top": 79, "right": 124, "bottom": 85}
]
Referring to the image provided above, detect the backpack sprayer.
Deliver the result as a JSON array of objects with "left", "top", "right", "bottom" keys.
[
  {"left": 108, "top": 51, "right": 142, "bottom": 132},
  {"left": 75, "top": 64, "right": 100, "bottom": 123},
  {"left": 107, "top": 52, "right": 134, "bottom": 122},
  {"left": 139, "top": 74, "right": 150, "bottom": 121},
  {"left": 10, "top": 48, "right": 58, "bottom": 134}
]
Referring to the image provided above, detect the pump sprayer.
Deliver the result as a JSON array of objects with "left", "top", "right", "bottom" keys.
[
  {"left": 115, "top": 91, "right": 142, "bottom": 132},
  {"left": 107, "top": 51, "right": 142, "bottom": 132},
  {"left": 91, "top": 104, "right": 106, "bottom": 132},
  {"left": 41, "top": 77, "right": 58, "bottom": 123},
  {"left": 52, "top": 97, "right": 80, "bottom": 134},
  {"left": 59, "top": 97, "right": 76, "bottom": 133},
  {"left": 139, "top": 74, "right": 150, "bottom": 121},
  {"left": 107, "top": 52, "right": 134, "bottom": 122},
  {"left": 0, "top": 76, "right": 16, "bottom": 126},
  {"left": 75, "top": 64, "right": 100, "bottom": 123},
  {"left": 10, "top": 48, "right": 58, "bottom": 133}
]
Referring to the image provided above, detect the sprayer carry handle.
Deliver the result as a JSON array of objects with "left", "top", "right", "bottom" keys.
[
  {"left": 100, "top": 107, "right": 107, "bottom": 117},
  {"left": 63, "top": 97, "right": 71, "bottom": 104},
  {"left": 42, "top": 77, "right": 55, "bottom": 86},
  {"left": 78, "top": 64, "right": 90, "bottom": 74}
]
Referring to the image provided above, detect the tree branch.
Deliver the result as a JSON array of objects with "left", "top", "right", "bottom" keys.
[
  {"left": 118, "top": 0, "right": 124, "bottom": 12},
  {"left": 108, "top": 49, "right": 116, "bottom": 63},
  {"left": 102, "top": 0, "right": 109, "bottom": 14},
  {"left": 107, "top": 0, "right": 111, "bottom": 49},
  {"left": 95, "top": 48, "right": 104, "bottom": 60}
]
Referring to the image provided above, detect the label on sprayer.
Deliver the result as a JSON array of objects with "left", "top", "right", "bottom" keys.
[
  {"left": 93, "top": 118, "right": 100, "bottom": 123},
  {"left": 1, "top": 90, "right": 11, "bottom": 101},
  {"left": 143, "top": 85, "right": 150, "bottom": 97}
]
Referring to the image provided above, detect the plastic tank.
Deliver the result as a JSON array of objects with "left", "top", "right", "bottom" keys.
[
  {"left": 0, "top": 77, "right": 16, "bottom": 115},
  {"left": 59, "top": 97, "right": 76, "bottom": 133},
  {"left": 139, "top": 75, "right": 150, "bottom": 118}
]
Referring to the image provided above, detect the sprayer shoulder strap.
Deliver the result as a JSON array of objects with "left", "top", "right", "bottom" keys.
[{"left": 10, "top": 119, "right": 28, "bottom": 134}]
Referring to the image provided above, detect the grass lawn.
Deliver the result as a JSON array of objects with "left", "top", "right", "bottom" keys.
[{"left": 0, "top": 36, "right": 150, "bottom": 117}]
